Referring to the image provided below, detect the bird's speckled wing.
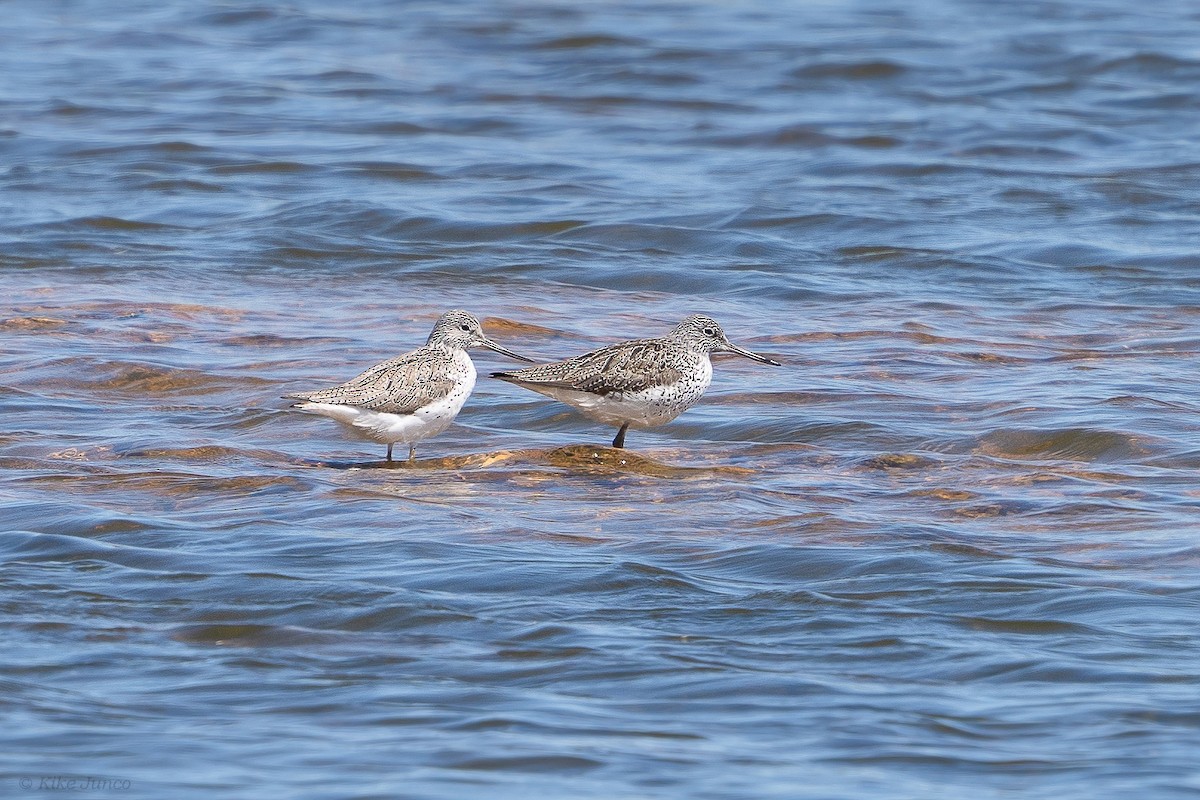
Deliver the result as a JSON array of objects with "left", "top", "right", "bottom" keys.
[
  {"left": 494, "top": 338, "right": 681, "bottom": 395},
  {"left": 286, "top": 347, "right": 457, "bottom": 414}
]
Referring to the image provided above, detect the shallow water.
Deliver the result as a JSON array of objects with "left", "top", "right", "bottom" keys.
[{"left": 3, "top": 1, "right": 1200, "bottom": 798}]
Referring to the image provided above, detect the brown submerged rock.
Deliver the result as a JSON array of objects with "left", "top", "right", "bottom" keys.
[{"left": 314, "top": 445, "right": 754, "bottom": 478}]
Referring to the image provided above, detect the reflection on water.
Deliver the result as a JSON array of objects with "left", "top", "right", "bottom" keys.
[{"left": 3, "top": 0, "right": 1200, "bottom": 797}]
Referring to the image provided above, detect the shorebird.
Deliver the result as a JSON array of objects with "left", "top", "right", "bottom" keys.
[
  {"left": 285, "top": 310, "right": 532, "bottom": 462},
  {"left": 492, "top": 314, "right": 780, "bottom": 449}
]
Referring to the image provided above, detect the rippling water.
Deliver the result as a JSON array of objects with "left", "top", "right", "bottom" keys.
[{"left": 4, "top": 1, "right": 1200, "bottom": 797}]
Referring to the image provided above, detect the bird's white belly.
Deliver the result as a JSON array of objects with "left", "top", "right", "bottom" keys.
[
  {"left": 296, "top": 366, "right": 474, "bottom": 445},
  {"left": 541, "top": 364, "right": 712, "bottom": 428}
]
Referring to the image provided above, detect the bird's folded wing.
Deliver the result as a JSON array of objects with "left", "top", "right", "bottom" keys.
[
  {"left": 287, "top": 351, "right": 457, "bottom": 414},
  {"left": 498, "top": 340, "right": 681, "bottom": 395}
]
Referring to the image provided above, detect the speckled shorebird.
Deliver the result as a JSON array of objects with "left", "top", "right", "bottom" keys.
[
  {"left": 285, "top": 310, "right": 533, "bottom": 462},
  {"left": 492, "top": 314, "right": 780, "bottom": 449}
]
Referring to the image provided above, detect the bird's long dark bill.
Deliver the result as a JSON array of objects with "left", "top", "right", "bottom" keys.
[
  {"left": 725, "top": 342, "right": 782, "bottom": 366},
  {"left": 481, "top": 338, "right": 537, "bottom": 362}
]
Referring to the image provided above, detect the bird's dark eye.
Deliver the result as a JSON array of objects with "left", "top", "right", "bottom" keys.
[
  {"left": 703, "top": 327, "right": 716, "bottom": 337},
  {"left": 460, "top": 324, "right": 471, "bottom": 332}
]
